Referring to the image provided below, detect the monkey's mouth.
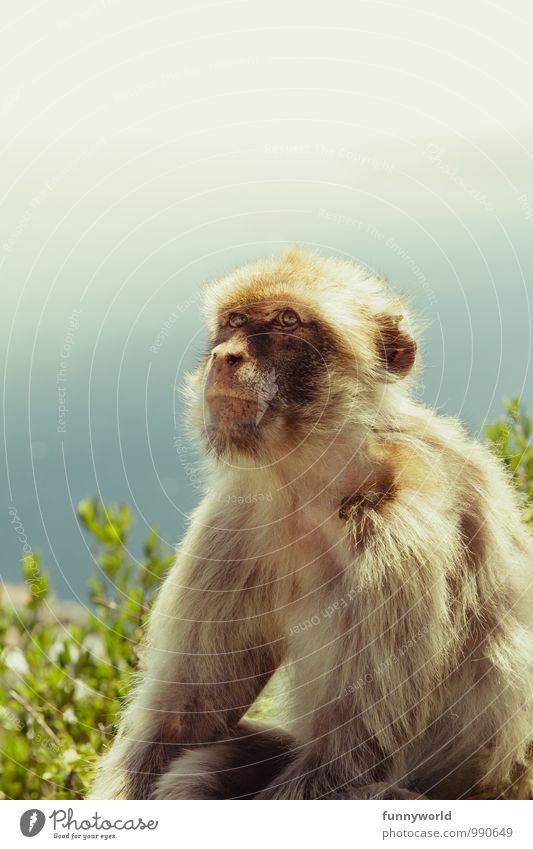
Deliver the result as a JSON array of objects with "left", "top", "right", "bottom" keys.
[
  {"left": 205, "top": 388, "right": 257, "bottom": 403},
  {"left": 204, "top": 387, "right": 263, "bottom": 429}
]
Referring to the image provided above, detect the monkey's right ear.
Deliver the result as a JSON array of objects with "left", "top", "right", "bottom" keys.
[{"left": 375, "top": 313, "right": 417, "bottom": 377}]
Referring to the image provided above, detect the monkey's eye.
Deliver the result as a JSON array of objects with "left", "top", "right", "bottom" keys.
[
  {"left": 228, "top": 312, "right": 248, "bottom": 328},
  {"left": 278, "top": 309, "right": 300, "bottom": 328}
]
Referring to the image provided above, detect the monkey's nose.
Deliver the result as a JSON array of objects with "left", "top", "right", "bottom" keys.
[
  {"left": 210, "top": 341, "right": 248, "bottom": 370},
  {"left": 212, "top": 350, "right": 243, "bottom": 368},
  {"left": 206, "top": 342, "right": 251, "bottom": 406}
]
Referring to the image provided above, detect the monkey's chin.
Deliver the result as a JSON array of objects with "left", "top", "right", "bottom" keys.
[
  {"left": 204, "top": 421, "right": 266, "bottom": 459},
  {"left": 203, "top": 394, "right": 267, "bottom": 457}
]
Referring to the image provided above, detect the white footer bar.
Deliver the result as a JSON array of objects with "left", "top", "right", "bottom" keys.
[{"left": 3, "top": 799, "right": 530, "bottom": 848}]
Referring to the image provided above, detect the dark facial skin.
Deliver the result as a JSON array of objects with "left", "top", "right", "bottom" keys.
[{"left": 201, "top": 299, "right": 338, "bottom": 455}]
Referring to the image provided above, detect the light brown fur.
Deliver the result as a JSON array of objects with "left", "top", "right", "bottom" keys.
[{"left": 89, "top": 248, "right": 533, "bottom": 800}]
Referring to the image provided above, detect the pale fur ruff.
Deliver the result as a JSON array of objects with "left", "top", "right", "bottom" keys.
[{"left": 90, "top": 249, "right": 533, "bottom": 800}]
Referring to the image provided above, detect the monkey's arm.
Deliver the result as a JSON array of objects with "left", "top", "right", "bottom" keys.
[
  {"left": 258, "top": 483, "right": 462, "bottom": 799},
  {"left": 89, "top": 530, "right": 286, "bottom": 799}
]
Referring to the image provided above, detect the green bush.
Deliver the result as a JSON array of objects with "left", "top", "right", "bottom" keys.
[
  {"left": 0, "top": 501, "right": 173, "bottom": 799},
  {"left": 0, "top": 400, "right": 531, "bottom": 799},
  {"left": 484, "top": 397, "right": 532, "bottom": 526}
]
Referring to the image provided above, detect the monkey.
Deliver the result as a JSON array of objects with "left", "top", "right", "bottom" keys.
[{"left": 89, "top": 247, "right": 533, "bottom": 800}]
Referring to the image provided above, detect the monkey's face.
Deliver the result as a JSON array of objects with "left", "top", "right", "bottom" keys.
[
  {"left": 200, "top": 299, "right": 336, "bottom": 457},
  {"left": 191, "top": 249, "right": 417, "bottom": 460}
]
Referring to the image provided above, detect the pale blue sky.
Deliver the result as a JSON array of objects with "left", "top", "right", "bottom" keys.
[{"left": 2, "top": 0, "right": 532, "bottom": 599}]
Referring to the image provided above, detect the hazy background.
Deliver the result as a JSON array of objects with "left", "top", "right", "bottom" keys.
[{"left": 1, "top": 0, "right": 532, "bottom": 601}]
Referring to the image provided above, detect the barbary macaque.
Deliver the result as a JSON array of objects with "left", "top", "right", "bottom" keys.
[{"left": 90, "top": 248, "right": 533, "bottom": 800}]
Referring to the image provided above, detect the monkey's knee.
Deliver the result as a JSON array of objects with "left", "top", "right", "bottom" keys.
[
  {"left": 90, "top": 729, "right": 184, "bottom": 800},
  {"left": 154, "top": 720, "right": 294, "bottom": 800}
]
